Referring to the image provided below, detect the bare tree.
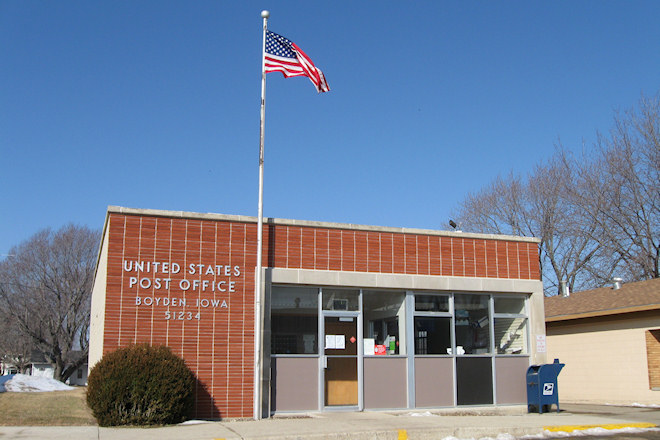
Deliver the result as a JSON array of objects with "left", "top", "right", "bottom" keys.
[
  {"left": 571, "top": 94, "right": 660, "bottom": 282},
  {"left": 0, "top": 224, "right": 100, "bottom": 382},
  {"left": 453, "top": 93, "right": 659, "bottom": 295},
  {"left": 453, "top": 153, "right": 605, "bottom": 295},
  {"left": 0, "top": 310, "right": 33, "bottom": 373}
]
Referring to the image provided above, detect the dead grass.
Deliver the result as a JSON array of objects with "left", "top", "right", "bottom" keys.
[{"left": 0, "top": 387, "right": 97, "bottom": 426}]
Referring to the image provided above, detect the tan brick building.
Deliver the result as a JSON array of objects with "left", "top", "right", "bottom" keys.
[
  {"left": 545, "top": 278, "right": 660, "bottom": 405},
  {"left": 90, "top": 206, "right": 547, "bottom": 419}
]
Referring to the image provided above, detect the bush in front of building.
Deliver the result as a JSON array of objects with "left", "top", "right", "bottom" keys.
[{"left": 86, "top": 344, "right": 195, "bottom": 426}]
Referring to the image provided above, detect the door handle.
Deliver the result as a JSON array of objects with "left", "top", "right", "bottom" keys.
[{"left": 323, "top": 356, "right": 328, "bottom": 369}]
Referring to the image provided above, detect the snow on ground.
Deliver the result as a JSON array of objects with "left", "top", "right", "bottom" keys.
[
  {"left": 525, "top": 427, "right": 660, "bottom": 439},
  {"left": 0, "top": 374, "right": 74, "bottom": 393},
  {"left": 604, "top": 402, "right": 660, "bottom": 408},
  {"left": 408, "top": 411, "right": 435, "bottom": 417},
  {"left": 630, "top": 403, "right": 660, "bottom": 408}
]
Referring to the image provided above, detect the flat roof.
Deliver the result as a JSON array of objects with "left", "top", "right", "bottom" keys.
[{"left": 106, "top": 205, "right": 541, "bottom": 244}]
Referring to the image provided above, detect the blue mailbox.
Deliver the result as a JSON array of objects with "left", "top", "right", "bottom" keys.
[{"left": 526, "top": 358, "right": 565, "bottom": 414}]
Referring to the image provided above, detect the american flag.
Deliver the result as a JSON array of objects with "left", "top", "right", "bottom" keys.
[{"left": 264, "top": 30, "right": 330, "bottom": 93}]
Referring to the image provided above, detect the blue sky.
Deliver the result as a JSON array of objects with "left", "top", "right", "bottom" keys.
[{"left": 1, "top": 1, "right": 659, "bottom": 255}]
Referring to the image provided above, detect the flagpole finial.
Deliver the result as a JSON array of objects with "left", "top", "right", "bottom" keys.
[{"left": 261, "top": 10, "right": 270, "bottom": 18}]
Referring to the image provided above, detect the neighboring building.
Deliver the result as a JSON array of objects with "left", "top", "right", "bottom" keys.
[
  {"left": 1, "top": 351, "right": 88, "bottom": 386},
  {"left": 89, "top": 206, "right": 547, "bottom": 419},
  {"left": 0, "top": 362, "right": 19, "bottom": 376},
  {"left": 545, "top": 278, "right": 660, "bottom": 405},
  {"left": 28, "top": 351, "right": 89, "bottom": 386}
]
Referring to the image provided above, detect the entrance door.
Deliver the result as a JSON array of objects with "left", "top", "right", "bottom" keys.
[{"left": 323, "top": 315, "right": 359, "bottom": 407}]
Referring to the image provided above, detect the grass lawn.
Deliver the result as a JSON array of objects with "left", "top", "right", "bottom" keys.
[{"left": 0, "top": 387, "right": 97, "bottom": 426}]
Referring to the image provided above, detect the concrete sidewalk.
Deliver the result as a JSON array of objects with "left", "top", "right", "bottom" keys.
[{"left": 1, "top": 405, "right": 658, "bottom": 440}]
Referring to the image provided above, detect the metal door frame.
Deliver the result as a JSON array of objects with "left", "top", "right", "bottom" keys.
[{"left": 319, "top": 306, "right": 363, "bottom": 411}]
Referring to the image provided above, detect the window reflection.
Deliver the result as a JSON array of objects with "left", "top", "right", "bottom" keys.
[
  {"left": 494, "top": 297, "right": 525, "bottom": 314},
  {"left": 363, "top": 291, "right": 405, "bottom": 355},
  {"left": 271, "top": 286, "right": 318, "bottom": 354},
  {"left": 454, "top": 294, "right": 491, "bottom": 355},
  {"left": 322, "top": 288, "right": 359, "bottom": 311},
  {"left": 414, "top": 317, "right": 451, "bottom": 354},
  {"left": 494, "top": 317, "right": 527, "bottom": 354},
  {"left": 415, "top": 295, "right": 449, "bottom": 312}
]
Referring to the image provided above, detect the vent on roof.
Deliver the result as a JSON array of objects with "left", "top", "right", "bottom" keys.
[
  {"left": 560, "top": 280, "right": 570, "bottom": 297},
  {"left": 613, "top": 277, "right": 623, "bottom": 290}
]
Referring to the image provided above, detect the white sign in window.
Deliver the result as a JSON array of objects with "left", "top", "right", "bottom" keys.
[{"left": 364, "top": 338, "right": 375, "bottom": 355}]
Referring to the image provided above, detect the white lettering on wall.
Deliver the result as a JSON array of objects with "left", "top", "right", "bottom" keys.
[
  {"left": 127, "top": 258, "right": 237, "bottom": 319},
  {"left": 123, "top": 260, "right": 241, "bottom": 293},
  {"left": 186, "top": 264, "right": 242, "bottom": 276},
  {"left": 124, "top": 260, "right": 181, "bottom": 274}
]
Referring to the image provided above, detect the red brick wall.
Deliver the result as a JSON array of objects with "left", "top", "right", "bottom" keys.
[
  {"left": 263, "top": 223, "right": 540, "bottom": 279},
  {"left": 101, "top": 212, "right": 540, "bottom": 419},
  {"left": 104, "top": 213, "right": 257, "bottom": 419}
]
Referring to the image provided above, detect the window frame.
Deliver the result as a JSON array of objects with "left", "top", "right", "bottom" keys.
[
  {"left": 412, "top": 292, "right": 453, "bottom": 356},
  {"left": 453, "top": 293, "right": 493, "bottom": 356},
  {"left": 270, "top": 285, "right": 320, "bottom": 356},
  {"left": 363, "top": 289, "right": 407, "bottom": 356},
  {"left": 492, "top": 294, "right": 529, "bottom": 356}
]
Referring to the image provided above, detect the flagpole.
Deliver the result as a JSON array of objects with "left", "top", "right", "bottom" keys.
[{"left": 254, "top": 9, "right": 269, "bottom": 421}]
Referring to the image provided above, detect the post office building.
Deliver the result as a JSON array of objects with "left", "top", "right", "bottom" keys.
[{"left": 89, "top": 206, "right": 547, "bottom": 419}]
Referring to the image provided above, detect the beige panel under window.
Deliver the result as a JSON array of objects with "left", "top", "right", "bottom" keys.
[{"left": 646, "top": 329, "right": 660, "bottom": 390}]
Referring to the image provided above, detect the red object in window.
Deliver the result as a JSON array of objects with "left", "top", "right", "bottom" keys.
[{"left": 375, "top": 345, "right": 387, "bottom": 355}]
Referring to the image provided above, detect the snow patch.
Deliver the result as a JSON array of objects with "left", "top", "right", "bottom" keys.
[
  {"left": 408, "top": 411, "right": 436, "bottom": 417},
  {"left": 0, "top": 374, "right": 74, "bottom": 393},
  {"left": 630, "top": 403, "right": 660, "bottom": 409},
  {"left": 603, "top": 402, "right": 660, "bottom": 408},
  {"left": 523, "top": 426, "right": 660, "bottom": 439},
  {"left": 0, "top": 375, "right": 13, "bottom": 393}
]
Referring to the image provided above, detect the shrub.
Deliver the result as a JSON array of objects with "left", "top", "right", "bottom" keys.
[{"left": 86, "top": 344, "right": 195, "bottom": 426}]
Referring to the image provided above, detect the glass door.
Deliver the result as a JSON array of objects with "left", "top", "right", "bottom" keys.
[{"left": 323, "top": 315, "right": 359, "bottom": 407}]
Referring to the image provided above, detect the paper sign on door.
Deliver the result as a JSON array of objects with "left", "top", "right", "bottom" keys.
[{"left": 325, "top": 335, "right": 345, "bottom": 349}]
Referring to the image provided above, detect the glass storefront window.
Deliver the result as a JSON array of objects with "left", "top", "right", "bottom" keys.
[
  {"left": 494, "top": 297, "right": 526, "bottom": 314},
  {"left": 271, "top": 288, "right": 527, "bottom": 358},
  {"left": 493, "top": 296, "right": 528, "bottom": 355},
  {"left": 363, "top": 291, "right": 406, "bottom": 355},
  {"left": 454, "top": 294, "right": 491, "bottom": 355},
  {"left": 415, "top": 294, "right": 449, "bottom": 312},
  {"left": 322, "top": 288, "right": 360, "bottom": 311},
  {"left": 494, "top": 317, "right": 528, "bottom": 355},
  {"left": 414, "top": 316, "right": 452, "bottom": 355},
  {"left": 271, "top": 286, "right": 318, "bottom": 354}
]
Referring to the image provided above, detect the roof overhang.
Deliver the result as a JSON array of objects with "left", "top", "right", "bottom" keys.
[{"left": 546, "top": 303, "right": 660, "bottom": 322}]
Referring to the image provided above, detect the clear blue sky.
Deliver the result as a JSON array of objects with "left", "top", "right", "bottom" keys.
[{"left": 1, "top": 1, "right": 659, "bottom": 255}]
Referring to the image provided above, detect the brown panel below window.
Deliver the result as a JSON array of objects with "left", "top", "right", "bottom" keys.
[
  {"left": 271, "top": 357, "right": 318, "bottom": 411},
  {"left": 495, "top": 356, "right": 529, "bottom": 404},
  {"left": 364, "top": 357, "right": 407, "bottom": 409}
]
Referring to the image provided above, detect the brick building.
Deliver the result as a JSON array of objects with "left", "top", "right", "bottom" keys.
[
  {"left": 545, "top": 278, "right": 660, "bottom": 405},
  {"left": 89, "top": 206, "right": 547, "bottom": 419}
]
